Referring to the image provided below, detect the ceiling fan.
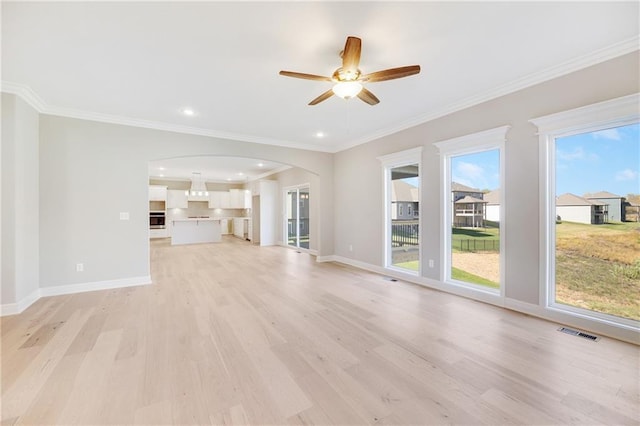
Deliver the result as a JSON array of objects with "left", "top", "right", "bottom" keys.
[{"left": 279, "top": 36, "right": 420, "bottom": 106}]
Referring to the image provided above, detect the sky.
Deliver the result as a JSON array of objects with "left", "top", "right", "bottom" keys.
[
  {"left": 556, "top": 123, "right": 639, "bottom": 197},
  {"left": 451, "top": 149, "right": 500, "bottom": 191},
  {"left": 448, "top": 122, "right": 639, "bottom": 197}
]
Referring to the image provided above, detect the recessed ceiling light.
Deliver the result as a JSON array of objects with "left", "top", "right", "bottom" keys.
[
  {"left": 159, "top": 174, "right": 164, "bottom": 177},
  {"left": 315, "top": 131, "right": 325, "bottom": 138},
  {"left": 237, "top": 172, "right": 244, "bottom": 176},
  {"left": 226, "top": 178, "right": 232, "bottom": 181},
  {"left": 182, "top": 108, "right": 195, "bottom": 116},
  {"left": 257, "top": 163, "right": 264, "bottom": 167},
  {"left": 158, "top": 167, "right": 165, "bottom": 171}
]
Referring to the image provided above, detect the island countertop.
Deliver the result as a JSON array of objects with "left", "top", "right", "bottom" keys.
[
  {"left": 171, "top": 218, "right": 221, "bottom": 245},
  {"left": 172, "top": 217, "right": 220, "bottom": 222}
]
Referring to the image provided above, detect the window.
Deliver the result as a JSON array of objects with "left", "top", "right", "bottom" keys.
[
  {"left": 532, "top": 93, "right": 639, "bottom": 329},
  {"left": 436, "top": 126, "right": 508, "bottom": 294},
  {"left": 378, "top": 147, "right": 422, "bottom": 274}
]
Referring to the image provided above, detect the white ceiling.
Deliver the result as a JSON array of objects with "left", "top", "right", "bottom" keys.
[
  {"left": 148, "top": 156, "right": 288, "bottom": 183},
  {"left": 2, "top": 1, "right": 638, "bottom": 157}
]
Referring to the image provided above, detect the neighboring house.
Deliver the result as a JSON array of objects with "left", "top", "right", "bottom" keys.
[
  {"left": 484, "top": 189, "right": 501, "bottom": 222},
  {"left": 584, "top": 191, "right": 625, "bottom": 222},
  {"left": 452, "top": 182, "right": 487, "bottom": 227},
  {"left": 391, "top": 180, "right": 419, "bottom": 220},
  {"left": 626, "top": 201, "right": 640, "bottom": 222},
  {"left": 556, "top": 193, "right": 608, "bottom": 224}
]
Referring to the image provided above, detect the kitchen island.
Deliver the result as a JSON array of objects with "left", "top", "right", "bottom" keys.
[{"left": 171, "top": 218, "right": 221, "bottom": 245}]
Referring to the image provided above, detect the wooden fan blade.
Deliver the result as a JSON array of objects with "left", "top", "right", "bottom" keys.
[
  {"left": 342, "top": 36, "right": 362, "bottom": 72},
  {"left": 357, "top": 87, "right": 380, "bottom": 105},
  {"left": 309, "top": 89, "right": 334, "bottom": 106},
  {"left": 279, "top": 70, "right": 332, "bottom": 82},
  {"left": 360, "top": 65, "right": 421, "bottom": 82}
]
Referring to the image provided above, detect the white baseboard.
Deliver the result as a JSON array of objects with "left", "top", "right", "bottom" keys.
[
  {"left": 326, "top": 255, "right": 504, "bottom": 307},
  {"left": 278, "top": 242, "right": 318, "bottom": 256},
  {"left": 0, "top": 289, "right": 40, "bottom": 316},
  {"left": 504, "top": 298, "right": 640, "bottom": 345},
  {"left": 316, "top": 255, "right": 337, "bottom": 263},
  {"left": 0, "top": 275, "right": 152, "bottom": 317},
  {"left": 319, "top": 255, "right": 640, "bottom": 345}
]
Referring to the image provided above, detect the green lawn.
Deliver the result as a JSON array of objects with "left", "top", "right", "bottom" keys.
[
  {"left": 394, "top": 221, "right": 639, "bottom": 320},
  {"left": 393, "top": 260, "right": 419, "bottom": 271},
  {"left": 451, "top": 227, "right": 500, "bottom": 252},
  {"left": 555, "top": 221, "right": 639, "bottom": 321},
  {"left": 451, "top": 267, "right": 499, "bottom": 289}
]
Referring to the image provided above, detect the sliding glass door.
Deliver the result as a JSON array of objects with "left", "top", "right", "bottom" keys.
[{"left": 286, "top": 186, "right": 310, "bottom": 249}]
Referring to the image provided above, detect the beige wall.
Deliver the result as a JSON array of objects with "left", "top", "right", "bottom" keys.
[
  {"left": 1, "top": 93, "right": 40, "bottom": 307},
  {"left": 333, "top": 52, "right": 639, "bottom": 307},
  {"left": 38, "top": 116, "right": 334, "bottom": 289}
]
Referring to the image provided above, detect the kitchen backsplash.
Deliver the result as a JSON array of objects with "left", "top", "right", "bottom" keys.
[{"left": 167, "top": 201, "right": 250, "bottom": 220}]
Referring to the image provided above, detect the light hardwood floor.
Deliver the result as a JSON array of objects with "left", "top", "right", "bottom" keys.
[{"left": 2, "top": 236, "right": 639, "bottom": 425}]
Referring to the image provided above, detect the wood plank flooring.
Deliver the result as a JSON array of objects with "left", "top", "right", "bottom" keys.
[{"left": 2, "top": 236, "right": 639, "bottom": 425}]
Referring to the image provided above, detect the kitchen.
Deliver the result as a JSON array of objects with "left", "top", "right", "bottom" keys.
[{"left": 147, "top": 157, "right": 284, "bottom": 247}]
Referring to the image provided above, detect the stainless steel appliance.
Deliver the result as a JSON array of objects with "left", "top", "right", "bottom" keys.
[{"left": 149, "top": 211, "right": 166, "bottom": 229}]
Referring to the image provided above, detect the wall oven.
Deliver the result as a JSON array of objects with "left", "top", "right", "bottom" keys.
[{"left": 149, "top": 211, "right": 166, "bottom": 229}]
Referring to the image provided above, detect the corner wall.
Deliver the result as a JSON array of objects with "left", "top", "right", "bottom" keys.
[{"left": 1, "top": 93, "right": 40, "bottom": 312}]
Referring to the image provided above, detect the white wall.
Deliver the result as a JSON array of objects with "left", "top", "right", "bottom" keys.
[
  {"left": 332, "top": 52, "right": 639, "bottom": 308},
  {"left": 1, "top": 93, "right": 40, "bottom": 309},
  {"left": 556, "top": 206, "right": 592, "bottom": 224},
  {"left": 486, "top": 205, "right": 500, "bottom": 222}
]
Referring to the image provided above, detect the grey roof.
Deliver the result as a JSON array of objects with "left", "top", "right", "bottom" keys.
[
  {"left": 451, "top": 182, "right": 482, "bottom": 193},
  {"left": 392, "top": 180, "right": 419, "bottom": 202},
  {"left": 557, "top": 193, "right": 606, "bottom": 206},
  {"left": 483, "top": 189, "right": 500, "bottom": 205},
  {"left": 454, "top": 195, "right": 487, "bottom": 204},
  {"left": 584, "top": 191, "right": 621, "bottom": 199}
]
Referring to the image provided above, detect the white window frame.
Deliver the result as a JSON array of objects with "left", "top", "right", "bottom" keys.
[
  {"left": 531, "top": 93, "right": 639, "bottom": 330},
  {"left": 378, "top": 147, "right": 423, "bottom": 275},
  {"left": 435, "top": 125, "right": 509, "bottom": 297}
]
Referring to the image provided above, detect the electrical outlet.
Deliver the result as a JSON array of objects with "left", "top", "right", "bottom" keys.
[
  {"left": 119, "top": 212, "right": 130, "bottom": 220},
  {"left": 76, "top": 263, "right": 84, "bottom": 272},
  {"left": 349, "top": 244, "right": 353, "bottom": 252},
  {"left": 428, "top": 259, "right": 434, "bottom": 268}
]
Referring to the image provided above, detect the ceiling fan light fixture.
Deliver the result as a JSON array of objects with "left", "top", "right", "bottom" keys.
[{"left": 332, "top": 81, "right": 363, "bottom": 99}]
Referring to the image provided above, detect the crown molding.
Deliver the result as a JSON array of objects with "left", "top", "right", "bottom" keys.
[
  {"left": 0, "top": 81, "right": 333, "bottom": 153},
  {"left": 434, "top": 125, "right": 510, "bottom": 155},
  {"left": 3, "top": 36, "right": 638, "bottom": 155},
  {"left": 530, "top": 92, "right": 640, "bottom": 135},
  {"left": 334, "top": 36, "right": 640, "bottom": 153}
]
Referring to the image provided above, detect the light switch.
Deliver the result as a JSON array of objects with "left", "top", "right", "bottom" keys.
[{"left": 120, "top": 212, "right": 130, "bottom": 220}]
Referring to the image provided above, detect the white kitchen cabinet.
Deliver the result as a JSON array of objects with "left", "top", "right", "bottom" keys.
[
  {"left": 229, "top": 189, "right": 251, "bottom": 208},
  {"left": 218, "top": 219, "right": 229, "bottom": 235},
  {"left": 209, "top": 191, "right": 231, "bottom": 209},
  {"left": 242, "top": 189, "right": 252, "bottom": 208},
  {"left": 167, "top": 190, "right": 188, "bottom": 209},
  {"left": 149, "top": 185, "right": 167, "bottom": 201},
  {"left": 150, "top": 228, "right": 168, "bottom": 239},
  {"left": 233, "top": 218, "right": 249, "bottom": 239}
]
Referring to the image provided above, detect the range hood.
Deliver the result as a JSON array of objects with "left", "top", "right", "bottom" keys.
[{"left": 185, "top": 172, "right": 209, "bottom": 198}]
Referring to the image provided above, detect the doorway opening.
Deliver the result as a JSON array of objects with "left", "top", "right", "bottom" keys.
[{"left": 285, "top": 186, "right": 310, "bottom": 250}]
